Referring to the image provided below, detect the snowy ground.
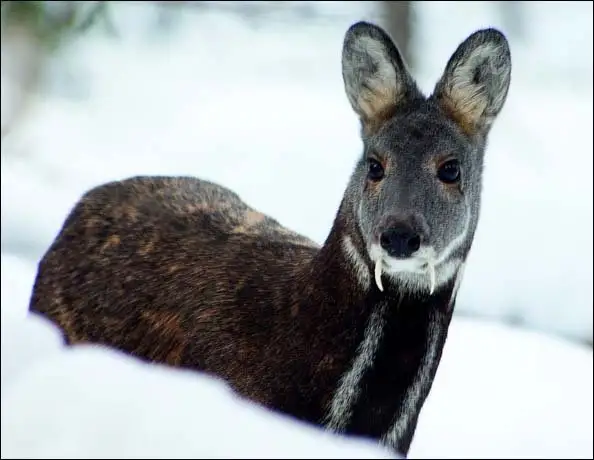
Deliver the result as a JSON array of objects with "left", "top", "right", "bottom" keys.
[
  {"left": 1, "top": 1, "right": 593, "bottom": 458},
  {"left": 0, "top": 313, "right": 397, "bottom": 459},
  {"left": 2, "top": 297, "right": 592, "bottom": 459}
]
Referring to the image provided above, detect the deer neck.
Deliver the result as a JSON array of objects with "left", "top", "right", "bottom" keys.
[{"left": 300, "top": 197, "right": 460, "bottom": 456}]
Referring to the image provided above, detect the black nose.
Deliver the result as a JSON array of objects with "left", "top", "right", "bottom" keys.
[{"left": 379, "top": 225, "right": 421, "bottom": 258}]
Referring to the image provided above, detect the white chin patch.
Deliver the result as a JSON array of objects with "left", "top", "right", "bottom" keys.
[{"left": 369, "top": 245, "right": 458, "bottom": 294}]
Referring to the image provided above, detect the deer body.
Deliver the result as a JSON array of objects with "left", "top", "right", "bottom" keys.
[{"left": 29, "top": 22, "right": 511, "bottom": 456}]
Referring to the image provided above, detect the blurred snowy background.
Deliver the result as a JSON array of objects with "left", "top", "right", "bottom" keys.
[{"left": 1, "top": 1, "right": 592, "bottom": 458}]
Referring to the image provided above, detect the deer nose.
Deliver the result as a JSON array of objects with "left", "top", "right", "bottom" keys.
[{"left": 379, "top": 225, "right": 421, "bottom": 258}]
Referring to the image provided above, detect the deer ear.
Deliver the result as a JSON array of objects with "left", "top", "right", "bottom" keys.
[
  {"left": 432, "top": 28, "right": 511, "bottom": 138},
  {"left": 342, "top": 22, "right": 422, "bottom": 136}
]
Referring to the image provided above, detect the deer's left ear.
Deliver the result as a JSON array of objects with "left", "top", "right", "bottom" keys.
[{"left": 432, "top": 28, "right": 512, "bottom": 138}]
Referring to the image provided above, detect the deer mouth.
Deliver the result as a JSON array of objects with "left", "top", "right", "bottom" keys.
[{"left": 370, "top": 244, "right": 437, "bottom": 294}]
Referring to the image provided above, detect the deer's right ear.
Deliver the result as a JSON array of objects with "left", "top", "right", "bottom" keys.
[{"left": 342, "top": 22, "right": 420, "bottom": 135}]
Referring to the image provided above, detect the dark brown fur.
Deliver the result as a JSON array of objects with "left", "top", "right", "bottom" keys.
[
  {"left": 29, "top": 176, "right": 329, "bottom": 393},
  {"left": 29, "top": 174, "right": 454, "bottom": 454}
]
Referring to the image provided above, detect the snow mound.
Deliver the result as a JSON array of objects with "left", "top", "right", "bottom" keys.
[{"left": 1, "top": 313, "right": 396, "bottom": 459}]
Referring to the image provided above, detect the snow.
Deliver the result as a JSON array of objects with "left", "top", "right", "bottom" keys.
[
  {"left": 412, "top": 318, "right": 593, "bottom": 459},
  {"left": 1, "top": 2, "right": 592, "bottom": 458},
  {"left": 0, "top": 314, "right": 396, "bottom": 459},
  {"left": 2, "top": 304, "right": 591, "bottom": 459}
]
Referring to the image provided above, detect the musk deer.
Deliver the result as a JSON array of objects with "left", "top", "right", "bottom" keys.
[{"left": 29, "top": 22, "right": 511, "bottom": 456}]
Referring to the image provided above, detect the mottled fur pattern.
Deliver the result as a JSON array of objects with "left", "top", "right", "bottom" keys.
[{"left": 29, "top": 22, "right": 511, "bottom": 457}]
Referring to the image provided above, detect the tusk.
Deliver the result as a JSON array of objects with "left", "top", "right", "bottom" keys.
[
  {"left": 374, "top": 260, "right": 384, "bottom": 292},
  {"left": 428, "top": 262, "right": 436, "bottom": 295}
]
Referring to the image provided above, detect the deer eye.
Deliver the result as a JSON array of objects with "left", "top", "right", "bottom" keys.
[
  {"left": 437, "top": 159, "right": 461, "bottom": 184},
  {"left": 367, "top": 159, "right": 384, "bottom": 181}
]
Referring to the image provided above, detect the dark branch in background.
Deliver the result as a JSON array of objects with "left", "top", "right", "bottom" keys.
[
  {"left": 380, "top": 1, "right": 415, "bottom": 71},
  {"left": 0, "top": 1, "right": 114, "bottom": 141},
  {"left": 0, "top": 1, "right": 114, "bottom": 51}
]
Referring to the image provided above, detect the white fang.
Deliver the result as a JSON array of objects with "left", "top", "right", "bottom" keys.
[
  {"left": 428, "top": 262, "right": 436, "bottom": 295},
  {"left": 374, "top": 260, "right": 384, "bottom": 292}
]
